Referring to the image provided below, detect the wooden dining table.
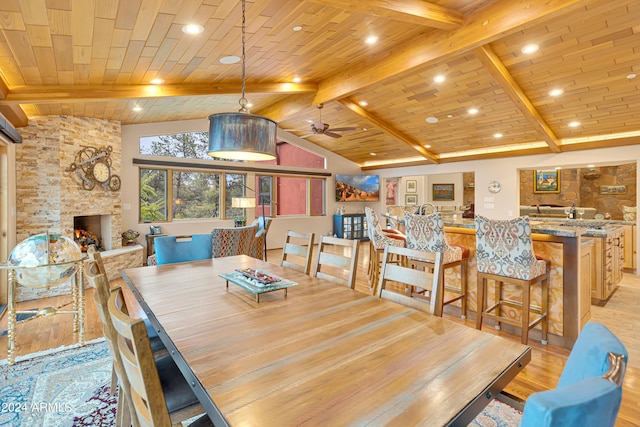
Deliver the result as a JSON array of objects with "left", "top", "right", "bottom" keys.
[{"left": 122, "top": 255, "right": 531, "bottom": 426}]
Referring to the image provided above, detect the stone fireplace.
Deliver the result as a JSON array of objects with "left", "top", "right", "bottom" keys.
[{"left": 14, "top": 115, "right": 134, "bottom": 301}]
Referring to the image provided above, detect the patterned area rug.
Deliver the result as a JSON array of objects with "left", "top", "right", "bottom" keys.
[
  {"left": 469, "top": 398, "right": 522, "bottom": 427},
  {"left": 0, "top": 339, "right": 115, "bottom": 427}
]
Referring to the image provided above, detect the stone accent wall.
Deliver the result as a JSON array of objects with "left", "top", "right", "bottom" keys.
[
  {"left": 15, "top": 116, "right": 123, "bottom": 301},
  {"left": 102, "top": 246, "right": 144, "bottom": 282},
  {"left": 520, "top": 164, "right": 636, "bottom": 219}
]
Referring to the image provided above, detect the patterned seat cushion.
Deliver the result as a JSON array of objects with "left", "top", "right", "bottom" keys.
[
  {"left": 404, "top": 212, "right": 462, "bottom": 263},
  {"left": 364, "top": 207, "right": 405, "bottom": 249},
  {"left": 475, "top": 215, "right": 547, "bottom": 280}
]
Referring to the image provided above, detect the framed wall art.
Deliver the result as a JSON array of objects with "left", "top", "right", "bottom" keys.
[
  {"left": 600, "top": 185, "right": 626, "bottom": 195},
  {"left": 432, "top": 184, "right": 454, "bottom": 201},
  {"left": 534, "top": 170, "right": 560, "bottom": 193},
  {"left": 405, "top": 194, "right": 418, "bottom": 205},
  {"left": 406, "top": 180, "right": 417, "bottom": 193}
]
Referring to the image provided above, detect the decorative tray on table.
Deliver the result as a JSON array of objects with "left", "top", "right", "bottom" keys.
[{"left": 220, "top": 268, "right": 298, "bottom": 302}]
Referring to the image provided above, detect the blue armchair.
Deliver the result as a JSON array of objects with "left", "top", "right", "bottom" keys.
[
  {"left": 154, "top": 234, "right": 213, "bottom": 265},
  {"left": 520, "top": 322, "right": 628, "bottom": 427}
]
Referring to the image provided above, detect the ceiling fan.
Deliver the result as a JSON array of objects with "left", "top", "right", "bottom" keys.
[{"left": 296, "top": 104, "right": 356, "bottom": 139}]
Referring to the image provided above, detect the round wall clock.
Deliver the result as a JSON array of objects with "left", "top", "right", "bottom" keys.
[
  {"left": 92, "top": 161, "right": 110, "bottom": 183},
  {"left": 488, "top": 180, "right": 502, "bottom": 193}
]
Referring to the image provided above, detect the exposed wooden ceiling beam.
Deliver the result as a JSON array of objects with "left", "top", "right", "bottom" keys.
[
  {"left": 338, "top": 99, "right": 439, "bottom": 164},
  {"left": 473, "top": 45, "right": 562, "bottom": 153},
  {"left": 0, "top": 76, "right": 28, "bottom": 127},
  {"left": 254, "top": 93, "right": 317, "bottom": 122},
  {"left": 0, "top": 83, "right": 318, "bottom": 105},
  {"left": 306, "top": 0, "right": 463, "bottom": 30},
  {"left": 313, "top": 0, "right": 592, "bottom": 105}
]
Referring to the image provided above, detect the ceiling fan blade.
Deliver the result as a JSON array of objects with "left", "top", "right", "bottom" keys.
[
  {"left": 327, "top": 127, "right": 356, "bottom": 132},
  {"left": 299, "top": 133, "right": 315, "bottom": 139},
  {"left": 324, "top": 131, "right": 342, "bottom": 138}
]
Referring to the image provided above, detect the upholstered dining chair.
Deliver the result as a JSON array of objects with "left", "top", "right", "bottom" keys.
[
  {"left": 475, "top": 214, "right": 550, "bottom": 345},
  {"left": 377, "top": 244, "right": 444, "bottom": 314},
  {"left": 154, "top": 234, "right": 213, "bottom": 265},
  {"left": 211, "top": 224, "right": 257, "bottom": 258},
  {"left": 364, "top": 207, "right": 405, "bottom": 290},
  {"left": 108, "top": 287, "right": 213, "bottom": 427},
  {"left": 517, "top": 322, "right": 627, "bottom": 427},
  {"left": 312, "top": 235, "right": 360, "bottom": 289},
  {"left": 281, "top": 230, "right": 315, "bottom": 274},
  {"left": 249, "top": 216, "right": 273, "bottom": 260},
  {"left": 403, "top": 212, "right": 469, "bottom": 318}
]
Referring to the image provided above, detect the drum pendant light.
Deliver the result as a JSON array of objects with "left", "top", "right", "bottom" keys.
[{"left": 208, "top": 0, "right": 277, "bottom": 161}]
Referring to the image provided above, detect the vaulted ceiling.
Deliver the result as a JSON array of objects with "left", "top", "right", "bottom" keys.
[{"left": 0, "top": 0, "right": 638, "bottom": 169}]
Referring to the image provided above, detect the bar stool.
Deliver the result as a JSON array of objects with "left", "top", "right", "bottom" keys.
[
  {"left": 475, "top": 215, "right": 549, "bottom": 345},
  {"left": 364, "top": 207, "right": 405, "bottom": 293},
  {"left": 404, "top": 212, "right": 469, "bottom": 318}
]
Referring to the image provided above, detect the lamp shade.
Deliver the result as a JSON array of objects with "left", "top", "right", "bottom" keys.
[
  {"left": 208, "top": 112, "right": 277, "bottom": 161},
  {"left": 232, "top": 197, "right": 256, "bottom": 208}
]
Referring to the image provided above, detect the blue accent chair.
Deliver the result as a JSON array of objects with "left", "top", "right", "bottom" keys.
[
  {"left": 154, "top": 234, "right": 213, "bottom": 265},
  {"left": 520, "top": 322, "right": 628, "bottom": 427}
]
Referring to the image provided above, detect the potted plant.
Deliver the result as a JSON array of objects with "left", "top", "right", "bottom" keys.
[{"left": 234, "top": 215, "right": 246, "bottom": 227}]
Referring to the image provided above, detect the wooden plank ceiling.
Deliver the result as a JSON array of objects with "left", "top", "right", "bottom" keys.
[{"left": 0, "top": 0, "right": 638, "bottom": 169}]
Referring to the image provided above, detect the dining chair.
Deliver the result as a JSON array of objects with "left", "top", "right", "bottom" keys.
[
  {"left": 364, "top": 207, "right": 405, "bottom": 290},
  {"left": 108, "top": 286, "right": 213, "bottom": 427},
  {"left": 376, "top": 243, "right": 444, "bottom": 314},
  {"left": 154, "top": 234, "right": 213, "bottom": 265},
  {"left": 249, "top": 216, "right": 273, "bottom": 260},
  {"left": 281, "top": 230, "right": 315, "bottom": 274},
  {"left": 492, "top": 322, "right": 627, "bottom": 427},
  {"left": 312, "top": 235, "right": 360, "bottom": 289},
  {"left": 403, "top": 212, "right": 469, "bottom": 318},
  {"left": 211, "top": 224, "right": 257, "bottom": 258},
  {"left": 475, "top": 214, "right": 550, "bottom": 345}
]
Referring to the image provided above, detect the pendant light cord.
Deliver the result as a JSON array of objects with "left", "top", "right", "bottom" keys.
[{"left": 239, "top": 0, "right": 248, "bottom": 113}]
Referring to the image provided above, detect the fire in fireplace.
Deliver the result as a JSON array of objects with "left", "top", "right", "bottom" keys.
[{"left": 74, "top": 229, "right": 103, "bottom": 252}]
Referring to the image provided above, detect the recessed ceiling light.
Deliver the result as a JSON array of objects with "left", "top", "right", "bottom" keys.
[
  {"left": 433, "top": 75, "right": 446, "bottom": 83},
  {"left": 292, "top": 77, "right": 301, "bottom": 83},
  {"left": 627, "top": 73, "right": 637, "bottom": 79},
  {"left": 425, "top": 117, "right": 438, "bottom": 123},
  {"left": 359, "top": 100, "right": 368, "bottom": 107},
  {"left": 220, "top": 55, "right": 240, "bottom": 64},
  {"left": 555, "top": 166, "right": 562, "bottom": 170},
  {"left": 246, "top": 102, "right": 253, "bottom": 108},
  {"left": 549, "top": 88, "right": 564, "bottom": 97},
  {"left": 370, "top": 152, "right": 376, "bottom": 156},
  {"left": 493, "top": 133, "right": 503, "bottom": 138},
  {"left": 365, "top": 36, "right": 378, "bottom": 45},
  {"left": 132, "top": 106, "right": 142, "bottom": 112},
  {"left": 467, "top": 108, "right": 478, "bottom": 115},
  {"left": 362, "top": 128, "right": 368, "bottom": 131},
  {"left": 588, "top": 164, "right": 595, "bottom": 168},
  {"left": 306, "top": 119, "right": 313, "bottom": 124},
  {"left": 521, "top": 44, "right": 539, "bottom": 54},
  {"left": 568, "top": 121, "right": 581, "bottom": 127},
  {"left": 424, "top": 144, "right": 431, "bottom": 149},
  {"left": 150, "top": 78, "right": 164, "bottom": 85},
  {"left": 292, "top": 25, "right": 302, "bottom": 32},
  {"left": 182, "top": 24, "right": 204, "bottom": 35},
  {"left": 447, "top": 114, "right": 453, "bottom": 118}
]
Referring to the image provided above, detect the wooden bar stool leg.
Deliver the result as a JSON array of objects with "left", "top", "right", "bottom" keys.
[
  {"left": 494, "top": 280, "right": 502, "bottom": 330},
  {"left": 521, "top": 283, "right": 531, "bottom": 345},
  {"left": 541, "top": 275, "right": 549, "bottom": 345},
  {"left": 476, "top": 275, "right": 486, "bottom": 330},
  {"left": 460, "top": 262, "right": 467, "bottom": 319}
]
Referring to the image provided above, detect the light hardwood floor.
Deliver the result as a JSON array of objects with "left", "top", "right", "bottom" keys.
[{"left": 1, "top": 242, "right": 638, "bottom": 425}]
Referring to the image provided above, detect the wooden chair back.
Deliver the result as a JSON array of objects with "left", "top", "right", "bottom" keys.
[
  {"left": 377, "top": 244, "right": 444, "bottom": 315},
  {"left": 108, "top": 287, "right": 172, "bottom": 427},
  {"left": 281, "top": 230, "right": 315, "bottom": 274},
  {"left": 312, "top": 235, "right": 359, "bottom": 289},
  {"left": 85, "top": 259, "right": 137, "bottom": 427}
]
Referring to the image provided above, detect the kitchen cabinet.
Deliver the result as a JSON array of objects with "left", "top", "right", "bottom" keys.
[
  {"left": 333, "top": 214, "right": 368, "bottom": 241},
  {"left": 580, "top": 239, "right": 595, "bottom": 328},
  {"left": 588, "top": 226, "right": 625, "bottom": 304},
  {"left": 623, "top": 224, "right": 636, "bottom": 269}
]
